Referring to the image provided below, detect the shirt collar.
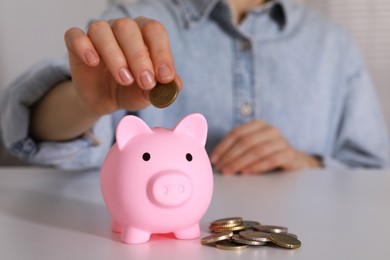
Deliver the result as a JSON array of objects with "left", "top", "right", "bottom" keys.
[
  {"left": 177, "top": 0, "right": 290, "bottom": 30},
  {"left": 176, "top": 0, "right": 220, "bottom": 28}
]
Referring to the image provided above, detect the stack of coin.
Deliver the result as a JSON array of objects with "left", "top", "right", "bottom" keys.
[
  {"left": 201, "top": 217, "right": 301, "bottom": 251},
  {"left": 209, "top": 217, "right": 250, "bottom": 233}
]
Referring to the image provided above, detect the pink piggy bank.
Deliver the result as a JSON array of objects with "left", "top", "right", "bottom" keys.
[{"left": 100, "top": 113, "right": 213, "bottom": 244}]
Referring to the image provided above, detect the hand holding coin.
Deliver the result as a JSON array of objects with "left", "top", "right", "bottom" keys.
[{"left": 64, "top": 17, "right": 181, "bottom": 116}]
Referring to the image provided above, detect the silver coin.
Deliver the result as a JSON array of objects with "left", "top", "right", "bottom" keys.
[
  {"left": 242, "top": 220, "right": 261, "bottom": 229},
  {"left": 254, "top": 225, "right": 288, "bottom": 234},
  {"left": 239, "top": 231, "right": 271, "bottom": 243},
  {"left": 232, "top": 234, "right": 266, "bottom": 246}
]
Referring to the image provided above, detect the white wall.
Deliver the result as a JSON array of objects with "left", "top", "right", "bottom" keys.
[
  {"left": 0, "top": 0, "right": 107, "bottom": 90},
  {"left": 303, "top": 0, "right": 390, "bottom": 132}
]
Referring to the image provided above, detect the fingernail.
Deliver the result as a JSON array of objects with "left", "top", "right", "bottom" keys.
[
  {"left": 157, "top": 64, "right": 173, "bottom": 82},
  {"left": 119, "top": 68, "right": 134, "bottom": 85},
  {"left": 84, "top": 49, "right": 98, "bottom": 65},
  {"left": 140, "top": 70, "right": 156, "bottom": 90}
]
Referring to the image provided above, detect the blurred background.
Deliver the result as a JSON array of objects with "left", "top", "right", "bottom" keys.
[{"left": 0, "top": 0, "right": 389, "bottom": 165}]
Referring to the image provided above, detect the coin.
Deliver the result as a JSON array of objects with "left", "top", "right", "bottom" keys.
[
  {"left": 242, "top": 220, "right": 261, "bottom": 229},
  {"left": 215, "top": 240, "right": 249, "bottom": 251},
  {"left": 200, "top": 230, "right": 233, "bottom": 245},
  {"left": 284, "top": 233, "right": 298, "bottom": 239},
  {"left": 201, "top": 217, "right": 301, "bottom": 251},
  {"left": 269, "top": 233, "right": 302, "bottom": 249},
  {"left": 209, "top": 222, "right": 241, "bottom": 230},
  {"left": 211, "top": 217, "right": 243, "bottom": 225},
  {"left": 231, "top": 234, "right": 266, "bottom": 246},
  {"left": 212, "top": 224, "right": 247, "bottom": 233},
  {"left": 210, "top": 222, "right": 241, "bottom": 229},
  {"left": 149, "top": 81, "right": 179, "bottom": 108},
  {"left": 239, "top": 231, "right": 271, "bottom": 243},
  {"left": 254, "top": 225, "right": 288, "bottom": 234},
  {"left": 211, "top": 217, "right": 243, "bottom": 227}
]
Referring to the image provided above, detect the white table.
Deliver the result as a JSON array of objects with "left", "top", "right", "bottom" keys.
[{"left": 1, "top": 167, "right": 389, "bottom": 260}]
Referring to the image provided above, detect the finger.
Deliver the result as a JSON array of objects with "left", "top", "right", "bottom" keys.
[
  {"left": 88, "top": 20, "right": 134, "bottom": 86},
  {"left": 64, "top": 27, "right": 100, "bottom": 67},
  {"left": 221, "top": 138, "right": 288, "bottom": 174},
  {"left": 116, "top": 81, "right": 150, "bottom": 112},
  {"left": 210, "top": 120, "right": 267, "bottom": 164},
  {"left": 134, "top": 17, "right": 176, "bottom": 84},
  {"left": 111, "top": 18, "right": 156, "bottom": 90},
  {"left": 242, "top": 149, "right": 296, "bottom": 175}
]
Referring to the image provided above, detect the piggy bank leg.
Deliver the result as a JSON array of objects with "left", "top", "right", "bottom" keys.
[
  {"left": 122, "top": 226, "right": 151, "bottom": 244},
  {"left": 112, "top": 219, "right": 121, "bottom": 233},
  {"left": 174, "top": 224, "right": 200, "bottom": 240}
]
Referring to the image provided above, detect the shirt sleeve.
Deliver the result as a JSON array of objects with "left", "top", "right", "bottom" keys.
[
  {"left": 0, "top": 56, "right": 127, "bottom": 170},
  {"left": 0, "top": 4, "right": 129, "bottom": 170},
  {"left": 323, "top": 38, "right": 390, "bottom": 169}
]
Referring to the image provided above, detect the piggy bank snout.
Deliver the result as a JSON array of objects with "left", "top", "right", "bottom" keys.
[{"left": 147, "top": 171, "right": 193, "bottom": 208}]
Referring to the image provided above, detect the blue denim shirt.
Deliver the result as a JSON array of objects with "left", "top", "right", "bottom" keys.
[{"left": 1, "top": 0, "right": 389, "bottom": 170}]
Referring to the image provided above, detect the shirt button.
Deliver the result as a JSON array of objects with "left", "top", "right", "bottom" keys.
[
  {"left": 240, "top": 39, "right": 251, "bottom": 51},
  {"left": 240, "top": 103, "right": 253, "bottom": 117}
]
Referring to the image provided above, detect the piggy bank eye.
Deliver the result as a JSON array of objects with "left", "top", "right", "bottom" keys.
[
  {"left": 186, "top": 153, "right": 193, "bottom": 162},
  {"left": 142, "top": 152, "right": 151, "bottom": 161}
]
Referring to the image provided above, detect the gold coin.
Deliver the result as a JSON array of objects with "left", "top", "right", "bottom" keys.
[
  {"left": 239, "top": 231, "right": 271, "bottom": 243},
  {"left": 209, "top": 223, "right": 241, "bottom": 231},
  {"left": 210, "top": 222, "right": 241, "bottom": 229},
  {"left": 285, "top": 233, "right": 298, "bottom": 239},
  {"left": 254, "top": 225, "right": 288, "bottom": 234},
  {"left": 215, "top": 240, "right": 249, "bottom": 251},
  {"left": 149, "top": 81, "right": 179, "bottom": 108},
  {"left": 200, "top": 230, "right": 233, "bottom": 245},
  {"left": 269, "top": 233, "right": 302, "bottom": 249},
  {"left": 231, "top": 234, "right": 265, "bottom": 246},
  {"left": 211, "top": 217, "right": 243, "bottom": 226},
  {"left": 212, "top": 224, "right": 247, "bottom": 233}
]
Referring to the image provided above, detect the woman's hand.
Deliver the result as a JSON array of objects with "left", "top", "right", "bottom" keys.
[
  {"left": 64, "top": 17, "right": 181, "bottom": 116},
  {"left": 210, "top": 120, "right": 322, "bottom": 175}
]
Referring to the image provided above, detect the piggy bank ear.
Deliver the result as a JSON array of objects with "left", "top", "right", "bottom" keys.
[
  {"left": 116, "top": 115, "right": 152, "bottom": 150},
  {"left": 173, "top": 113, "right": 208, "bottom": 146}
]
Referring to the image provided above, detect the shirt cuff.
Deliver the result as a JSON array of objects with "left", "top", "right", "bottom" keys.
[
  {"left": 9, "top": 115, "right": 115, "bottom": 170},
  {"left": 1, "top": 58, "right": 70, "bottom": 149}
]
